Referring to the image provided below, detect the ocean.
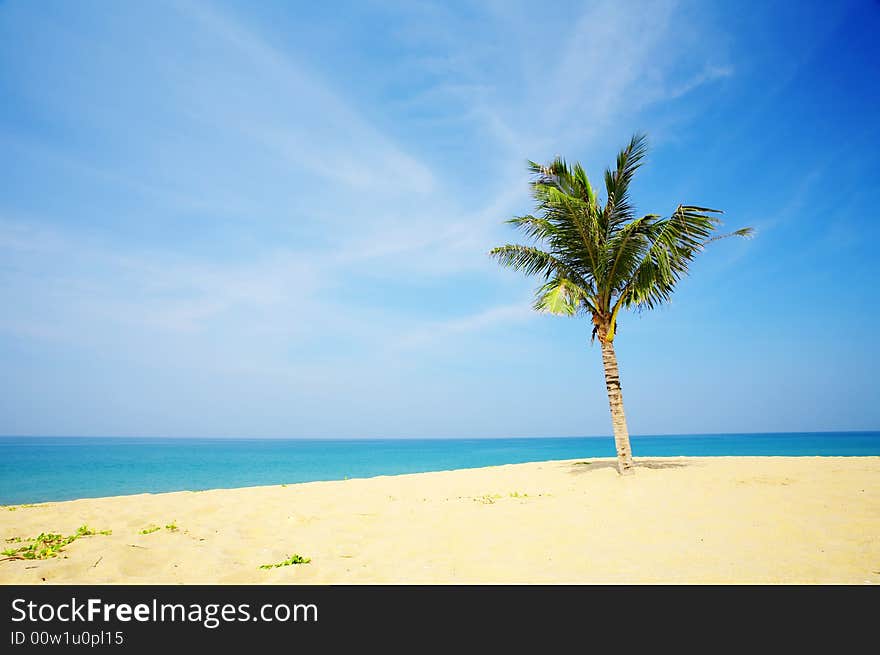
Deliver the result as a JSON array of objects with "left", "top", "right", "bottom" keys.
[{"left": 1, "top": 432, "right": 878, "bottom": 504}]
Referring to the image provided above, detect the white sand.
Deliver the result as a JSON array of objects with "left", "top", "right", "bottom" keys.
[{"left": 1, "top": 456, "right": 877, "bottom": 584}]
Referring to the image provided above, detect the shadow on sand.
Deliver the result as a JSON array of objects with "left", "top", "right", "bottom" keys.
[{"left": 567, "top": 459, "right": 690, "bottom": 474}]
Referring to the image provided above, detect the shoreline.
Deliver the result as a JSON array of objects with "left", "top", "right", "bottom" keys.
[
  {"left": 4, "top": 431, "right": 878, "bottom": 506},
  {"left": 4, "top": 452, "right": 878, "bottom": 507},
  {"left": 2, "top": 456, "right": 878, "bottom": 584}
]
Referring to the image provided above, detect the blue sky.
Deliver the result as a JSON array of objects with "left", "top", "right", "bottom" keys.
[{"left": 1, "top": 0, "right": 878, "bottom": 438}]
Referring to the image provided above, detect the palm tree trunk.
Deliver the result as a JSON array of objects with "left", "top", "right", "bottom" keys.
[{"left": 600, "top": 340, "right": 635, "bottom": 475}]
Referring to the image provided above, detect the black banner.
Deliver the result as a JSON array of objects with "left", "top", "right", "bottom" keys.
[{"left": 0, "top": 585, "right": 870, "bottom": 649}]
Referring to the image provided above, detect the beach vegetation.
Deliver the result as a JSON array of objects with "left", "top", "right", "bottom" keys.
[
  {"left": 165, "top": 523, "right": 179, "bottom": 532},
  {"left": 491, "top": 134, "right": 752, "bottom": 474},
  {"left": 139, "top": 525, "right": 161, "bottom": 535},
  {"left": 259, "top": 554, "right": 311, "bottom": 569},
  {"left": 0, "top": 525, "right": 111, "bottom": 561},
  {"left": 4, "top": 503, "right": 44, "bottom": 511}
]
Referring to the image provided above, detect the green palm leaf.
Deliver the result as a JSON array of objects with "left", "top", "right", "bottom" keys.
[
  {"left": 488, "top": 244, "right": 566, "bottom": 279},
  {"left": 533, "top": 277, "right": 590, "bottom": 315}
]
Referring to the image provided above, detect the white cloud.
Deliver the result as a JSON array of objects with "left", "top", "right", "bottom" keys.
[
  {"left": 392, "top": 302, "right": 536, "bottom": 351},
  {"left": 170, "top": 0, "right": 436, "bottom": 195}
]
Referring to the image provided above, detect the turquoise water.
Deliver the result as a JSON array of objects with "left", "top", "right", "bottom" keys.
[{"left": 1, "top": 432, "right": 878, "bottom": 504}]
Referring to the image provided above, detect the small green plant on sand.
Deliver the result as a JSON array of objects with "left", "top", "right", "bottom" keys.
[
  {"left": 509, "top": 491, "right": 529, "bottom": 498},
  {"left": 1, "top": 525, "right": 111, "bottom": 561},
  {"left": 141, "top": 522, "right": 178, "bottom": 534},
  {"left": 259, "top": 554, "right": 311, "bottom": 569},
  {"left": 474, "top": 494, "right": 503, "bottom": 505}
]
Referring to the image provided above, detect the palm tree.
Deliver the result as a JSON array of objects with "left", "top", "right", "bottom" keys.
[{"left": 490, "top": 133, "right": 752, "bottom": 475}]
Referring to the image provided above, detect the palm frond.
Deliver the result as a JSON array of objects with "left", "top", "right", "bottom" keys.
[
  {"left": 603, "top": 132, "right": 648, "bottom": 231},
  {"left": 706, "top": 226, "right": 755, "bottom": 243},
  {"left": 527, "top": 162, "right": 604, "bottom": 280},
  {"left": 571, "top": 162, "right": 596, "bottom": 207},
  {"left": 601, "top": 213, "right": 659, "bottom": 297},
  {"left": 529, "top": 157, "right": 596, "bottom": 206},
  {"left": 506, "top": 215, "right": 557, "bottom": 241},
  {"left": 619, "top": 205, "right": 724, "bottom": 311},
  {"left": 488, "top": 244, "right": 566, "bottom": 279},
  {"left": 533, "top": 277, "right": 590, "bottom": 315}
]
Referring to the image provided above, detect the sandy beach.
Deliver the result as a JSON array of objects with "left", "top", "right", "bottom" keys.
[{"left": 1, "top": 456, "right": 877, "bottom": 584}]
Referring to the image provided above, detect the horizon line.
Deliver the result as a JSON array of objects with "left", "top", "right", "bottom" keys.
[{"left": 0, "top": 429, "right": 878, "bottom": 441}]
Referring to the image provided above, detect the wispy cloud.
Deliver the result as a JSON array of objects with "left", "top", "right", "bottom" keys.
[
  {"left": 392, "top": 0, "right": 731, "bottom": 157},
  {"left": 172, "top": 0, "right": 436, "bottom": 195},
  {"left": 392, "top": 302, "right": 536, "bottom": 351}
]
